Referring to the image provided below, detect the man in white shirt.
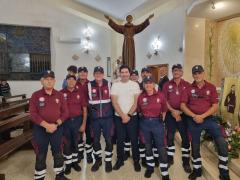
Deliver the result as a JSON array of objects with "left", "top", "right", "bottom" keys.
[{"left": 111, "top": 65, "right": 141, "bottom": 172}]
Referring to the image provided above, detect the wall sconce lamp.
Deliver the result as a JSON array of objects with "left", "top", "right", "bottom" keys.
[
  {"left": 82, "top": 27, "right": 94, "bottom": 54},
  {"left": 147, "top": 36, "right": 162, "bottom": 59},
  {"left": 152, "top": 36, "right": 162, "bottom": 56}
]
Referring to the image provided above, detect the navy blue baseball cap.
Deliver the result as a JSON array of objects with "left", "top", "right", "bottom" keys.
[
  {"left": 131, "top": 69, "right": 139, "bottom": 76},
  {"left": 192, "top": 65, "right": 204, "bottom": 74},
  {"left": 143, "top": 76, "right": 154, "bottom": 83},
  {"left": 172, "top": 64, "right": 182, "bottom": 71},
  {"left": 66, "top": 74, "right": 76, "bottom": 80},
  {"left": 141, "top": 67, "right": 150, "bottom": 73},
  {"left": 42, "top": 70, "right": 55, "bottom": 78},
  {"left": 94, "top": 66, "right": 104, "bottom": 73},
  {"left": 78, "top": 66, "right": 88, "bottom": 73}
]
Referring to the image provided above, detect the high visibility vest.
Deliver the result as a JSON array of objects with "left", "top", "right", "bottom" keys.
[{"left": 88, "top": 79, "right": 113, "bottom": 119}]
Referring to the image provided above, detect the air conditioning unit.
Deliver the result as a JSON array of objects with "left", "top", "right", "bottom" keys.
[{"left": 58, "top": 36, "right": 81, "bottom": 44}]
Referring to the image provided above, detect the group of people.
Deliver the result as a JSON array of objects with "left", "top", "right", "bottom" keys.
[{"left": 29, "top": 64, "right": 230, "bottom": 180}]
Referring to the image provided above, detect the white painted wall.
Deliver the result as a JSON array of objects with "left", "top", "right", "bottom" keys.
[
  {"left": 135, "top": 2, "right": 190, "bottom": 79},
  {"left": 0, "top": 0, "right": 192, "bottom": 97},
  {"left": 0, "top": 0, "right": 112, "bottom": 97}
]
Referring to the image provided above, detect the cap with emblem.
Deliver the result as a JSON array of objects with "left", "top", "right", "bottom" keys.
[
  {"left": 172, "top": 64, "right": 182, "bottom": 71},
  {"left": 78, "top": 66, "right": 88, "bottom": 73},
  {"left": 131, "top": 69, "right": 139, "bottom": 76},
  {"left": 94, "top": 66, "right": 104, "bottom": 73},
  {"left": 42, "top": 70, "right": 55, "bottom": 78},
  {"left": 66, "top": 74, "right": 76, "bottom": 80},
  {"left": 141, "top": 67, "right": 150, "bottom": 73},
  {"left": 143, "top": 76, "right": 154, "bottom": 83},
  {"left": 192, "top": 65, "right": 204, "bottom": 74}
]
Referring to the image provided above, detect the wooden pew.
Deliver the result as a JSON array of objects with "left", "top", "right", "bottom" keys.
[
  {"left": 0, "top": 113, "right": 32, "bottom": 160},
  {"left": 0, "top": 102, "right": 29, "bottom": 120},
  {"left": 0, "top": 94, "right": 28, "bottom": 108}
]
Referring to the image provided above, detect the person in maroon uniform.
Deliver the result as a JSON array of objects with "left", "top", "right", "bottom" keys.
[
  {"left": 181, "top": 65, "right": 230, "bottom": 180},
  {"left": 76, "top": 66, "right": 93, "bottom": 163},
  {"left": 138, "top": 76, "right": 169, "bottom": 180},
  {"left": 62, "top": 65, "right": 77, "bottom": 89},
  {"left": 60, "top": 75, "right": 87, "bottom": 175},
  {"left": 162, "top": 64, "right": 191, "bottom": 173},
  {"left": 30, "top": 70, "right": 69, "bottom": 180},
  {"left": 88, "top": 66, "right": 114, "bottom": 173}
]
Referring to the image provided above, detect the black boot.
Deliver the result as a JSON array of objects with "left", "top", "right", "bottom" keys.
[
  {"left": 154, "top": 158, "right": 159, "bottom": 167},
  {"left": 55, "top": 173, "right": 70, "bottom": 180},
  {"left": 91, "top": 159, "right": 102, "bottom": 172},
  {"left": 188, "top": 169, "right": 202, "bottom": 180},
  {"left": 72, "top": 162, "right": 81, "bottom": 172},
  {"left": 113, "top": 159, "right": 124, "bottom": 170},
  {"left": 64, "top": 164, "right": 71, "bottom": 175},
  {"left": 133, "top": 161, "right": 141, "bottom": 172},
  {"left": 124, "top": 151, "right": 130, "bottom": 161},
  {"left": 87, "top": 153, "right": 93, "bottom": 164},
  {"left": 162, "top": 175, "right": 170, "bottom": 180},
  {"left": 144, "top": 169, "right": 154, "bottom": 178},
  {"left": 105, "top": 161, "right": 112, "bottom": 173},
  {"left": 36, "top": 178, "right": 44, "bottom": 180},
  {"left": 168, "top": 156, "right": 174, "bottom": 168},
  {"left": 141, "top": 158, "right": 147, "bottom": 168},
  {"left": 183, "top": 163, "right": 192, "bottom": 173},
  {"left": 78, "top": 153, "right": 84, "bottom": 163},
  {"left": 219, "top": 174, "right": 231, "bottom": 180}
]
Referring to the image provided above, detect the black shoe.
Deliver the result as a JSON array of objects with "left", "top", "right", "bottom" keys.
[
  {"left": 188, "top": 170, "right": 202, "bottom": 180},
  {"left": 36, "top": 178, "right": 44, "bottom": 180},
  {"left": 55, "top": 174, "right": 70, "bottom": 180},
  {"left": 72, "top": 162, "right": 81, "bottom": 172},
  {"left": 64, "top": 164, "right": 71, "bottom": 175},
  {"left": 87, "top": 153, "right": 93, "bottom": 164},
  {"left": 219, "top": 174, "right": 231, "bottom": 180},
  {"left": 105, "top": 162, "right": 112, "bottom": 173},
  {"left": 144, "top": 169, "right": 154, "bottom": 178},
  {"left": 168, "top": 157, "right": 174, "bottom": 168},
  {"left": 113, "top": 160, "right": 124, "bottom": 170},
  {"left": 133, "top": 161, "right": 141, "bottom": 172},
  {"left": 183, "top": 163, "right": 192, "bottom": 173},
  {"left": 154, "top": 158, "right": 159, "bottom": 167},
  {"left": 124, "top": 151, "right": 130, "bottom": 161},
  {"left": 162, "top": 175, "right": 170, "bottom": 180},
  {"left": 78, "top": 153, "right": 84, "bottom": 163},
  {"left": 141, "top": 158, "right": 147, "bottom": 168},
  {"left": 91, "top": 159, "right": 102, "bottom": 172}
]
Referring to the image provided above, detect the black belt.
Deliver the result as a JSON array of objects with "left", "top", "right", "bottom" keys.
[{"left": 142, "top": 116, "right": 160, "bottom": 120}]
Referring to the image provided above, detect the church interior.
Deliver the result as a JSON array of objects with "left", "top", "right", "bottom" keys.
[{"left": 0, "top": 0, "right": 240, "bottom": 180}]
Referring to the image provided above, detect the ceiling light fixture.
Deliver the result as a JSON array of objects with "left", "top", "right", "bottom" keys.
[{"left": 212, "top": 1, "right": 225, "bottom": 10}]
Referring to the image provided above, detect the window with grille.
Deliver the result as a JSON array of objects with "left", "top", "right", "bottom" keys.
[{"left": 0, "top": 25, "right": 51, "bottom": 80}]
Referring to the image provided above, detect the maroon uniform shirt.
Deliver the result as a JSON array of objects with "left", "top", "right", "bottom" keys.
[
  {"left": 76, "top": 79, "right": 89, "bottom": 100},
  {"left": 181, "top": 81, "right": 218, "bottom": 115},
  {"left": 30, "top": 88, "right": 69, "bottom": 125},
  {"left": 60, "top": 88, "right": 87, "bottom": 118},
  {"left": 138, "top": 90, "right": 167, "bottom": 118},
  {"left": 162, "top": 79, "right": 190, "bottom": 110}
]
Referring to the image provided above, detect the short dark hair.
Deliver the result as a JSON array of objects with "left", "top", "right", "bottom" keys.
[
  {"left": 119, "top": 65, "right": 130, "bottom": 73},
  {"left": 67, "top": 65, "right": 77, "bottom": 73}
]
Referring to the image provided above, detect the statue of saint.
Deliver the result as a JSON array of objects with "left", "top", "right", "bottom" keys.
[{"left": 105, "top": 14, "right": 154, "bottom": 70}]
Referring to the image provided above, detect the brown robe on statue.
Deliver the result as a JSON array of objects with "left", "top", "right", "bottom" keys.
[{"left": 108, "top": 19, "right": 150, "bottom": 70}]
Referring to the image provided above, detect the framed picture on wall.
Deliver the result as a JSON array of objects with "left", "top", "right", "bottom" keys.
[{"left": 107, "top": 57, "right": 111, "bottom": 77}]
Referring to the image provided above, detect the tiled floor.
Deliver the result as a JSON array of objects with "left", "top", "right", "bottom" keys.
[{"left": 0, "top": 143, "right": 205, "bottom": 180}]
